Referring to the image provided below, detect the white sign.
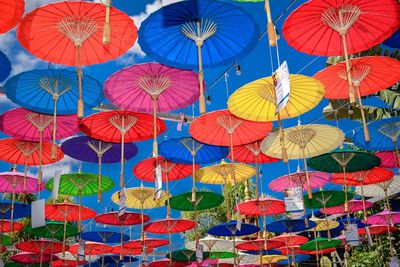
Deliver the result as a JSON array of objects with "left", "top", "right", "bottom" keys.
[
  {"left": 345, "top": 223, "right": 360, "bottom": 246},
  {"left": 273, "top": 61, "right": 291, "bottom": 115},
  {"left": 31, "top": 199, "right": 45, "bottom": 228},
  {"left": 284, "top": 186, "right": 304, "bottom": 218},
  {"left": 118, "top": 188, "right": 126, "bottom": 217},
  {"left": 390, "top": 257, "right": 399, "bottom": 267},
  {"left": 52, "top": 170, "right": 62, "bottom": 204},
  {"left": 78, "top": 239, "right": 85, "bottom": 261},
  {"left": 154, "top": 165, "right": 162, "bottom": 199},
  {"left": 196, "top": 243, "right": 204, "bottom": 263}
]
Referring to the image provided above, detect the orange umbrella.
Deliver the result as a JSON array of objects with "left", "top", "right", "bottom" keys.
[
  {"left": 17, "top": 1, "right": 137, "bottom": 117},
  {"left": 0, "top": 0, "right": 24, "bottom": 33}
]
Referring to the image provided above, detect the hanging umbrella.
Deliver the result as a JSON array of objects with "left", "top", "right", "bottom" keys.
[
  {"left": 52, "top": 259, "right": 87, "bottom": 267},
  {"left": 235, "top": 239, "right": 284, "bottom": 265},
  {"left": 208, "top": 221, "right": 259, "bottom": 267},
  {"left": 304, "top": 191, "right": 352, "bottom": 209},
  {"left": 276, "top": 254, "right": 310, "bottom": 266},
  {"left": 149, "top": 259, "right": 188, "bottom": 267},
  {"left": 307, "top": 216, "right": 340, "bottom": 238},
  {"left": 261, "top": 255, "right": 287, "bottom": 265},
  {"left": 228, "top": 74, "right": 324, "bottom": 122},
  {"left": 0, "top": 0, "right": 24, "bottom": 33},
  {"left": 229, "top": 140, "right": 280, "bottom": 199},
  {"left": 45, "top": 201, "right": 96, "bottom": 256},
  {"left": 320, "top": 200, "right": 373, "bottom": 215},
  {"left": 61, "top": 136, "right": 137, "bottom": 201},
  {"left": 384, "top": 29, "right": 400, "bottom": 48},
  {"left": 68, "top": 242, "right": 113, "bottom": 255},
  {"left": 375, "top": 151, "right": 399, "bottom": 169},
  {"left": 195, "top": 160, "right": 255, "bottom": 218},
  {"left": 46, "top": 172, "right": 114, "bottom": 203},
  {"left": 122, "top": 238, "right": 169, "bottom": 250},
  {"left": 269, "top": 171, "right": 331, "bottom": 192},
  {"left": 166, "top": 249, "right": 198, "bottom": 263},
  {"left": 81, "top": 110, "right": 166, "bottom": 188},
  {"left": 0, "top": 202, "right": 30, "bottom": 220},
  {"left": 10, "top": 253, "right": 56, "bottom": 265},
  {"left": 315, "top": 56, "right": 400, "bottom": 141},
  {"left": 138, "top": 0, "right": 258, "bottom": 113},
  {"left": 104, "top": 63, "right": 201, "bottom": 157},
  {"left": 17, "top": 1, "right": 137, "bottom": 116},
  {"left": 0, "top": 50, "right": 11, "bottom": 82},
  {"left": 282, "top": 0, "right": 399, "bottom": 106},
  {"left": 111, "top": 186, "right": 170, "bottom": 209},
  {"left": 359, "top": 225, "right": 398, "bottom": 235},
  {"left": 0, "top": 108, "right": 79, "bottom": 180},
  {"left": 300, "top": 237, "right": 340, "bottom": 264},
  {"left": 95, "top": 211, "right": 147, "bottom": 226},
  {"left": 266, "top": 219, "right": 316, "bottom": 234},
  {"left": 185, "top": 235, "right": 238, "bottom": 252},
  {"left": 24, "top": 221, "right": 78, "bottom": 240},
  {"left": 159, "top": 136, "right": 228, "bottom": 203},
  {"left": 81, "top": 231, "right": 130, "bottom": 243},
  {"left": 16, "top": 240, "right": 65, "bottom": 266},
  {"left": 0, "top": 220, "right": 23, "bottom": 233},
  {"left": 169, "top": 191, "right": 224, "bottom": 211},
  {"left": 261, "top": 124, "right": 344, "bottom": 198},
  {"left": 272, "top": 234, "right": 308, "bottom": 247},
  {"left": 97, "top": 255, "right": 138, "bottom": 265}
]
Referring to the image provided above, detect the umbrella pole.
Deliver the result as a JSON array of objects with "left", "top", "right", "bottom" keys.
[
  {"left": 98, "top": 154, "right": 103, "bottom": 203},
  {"left": 255, "top": 155, "right": 259, "bottom": 201},
  {"left": 120, "top": 117, "right": 126, "bottom": 189},
  {"left": 22, "top": 157, "right": 28, "bottom": 203},
  {"left": 264, "top": 0, "right": 276, "bottom": 47},
  {"left": 387, "top": 222, "right": 395, "bottom": 257},
  {"left": 191, "top": 154, "right": 197, "bottom": 204},
  {"left": 78, "top": 195, "right": 82, "bottom": 232},
  {"left": 314, "top": 228, "right": 320, "bottom": 267},
  {"left": 300, "top": 148, "right": 312, "bottom": 199},
  {"left": 103, "top": 0, "right": 111, "bottom": 44},
  {"left": 62, "top": 215, "right": 67, "bottom": 257},
  {"left": 342, "top": 166, "right": 350, "bottom": 217},
  {"left": 355, "top": 85, "right": 370, "bottom": 142},
  {"left": 229, "top": 133, "right": 237, "bottom": 187},
  {"left": 166, "top": 172, "right": 171, "bottom": 218},
  {"left": 152, "top": 96, "right": 158, "bottom": 158},
  {"left": 51, "top": 98, "right": 59, "bottom": 160},
  {"left": 38, "top": 130, "right": 43, "bottom": 188},
  {"left": 223, "top": 176, "right": 231, "bottom": 220},
  {"left": 339, "top": 29, "right": 356, "bottom": 104},
  {"left": 277, "top": 116, "right": 288, "bottom": 163},
  {"left": 77, "top": 45, "right": 84, "bottom": 118},
  {"left": 195, "top": 21, "right": 206, "bottom": 114},
  {"left": 11, "top": 187, "right": 15, "bottom": 232},
  {"left": 393, "top": 139, "right": 400, "bottom": 171}
]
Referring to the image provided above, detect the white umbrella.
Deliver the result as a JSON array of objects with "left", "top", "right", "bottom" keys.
[{"left": 185, "top": 235, "right": 243, "bottom": 252}]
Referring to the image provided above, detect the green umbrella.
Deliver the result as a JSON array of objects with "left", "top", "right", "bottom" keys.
[
  {"left": 166, "top": 249, "right": 197, "bottom": 262},
  {"left": 0, "top": 234, "right": 13, "bottom": 246},
  {"left": 307, "top": 150, "right": 380, "bottom": 173},
  {"left": 207, "top": 251, "right": 236, "bottom": 259},
  {"left": 168, "top": 191, "right": 224, "bottom": 211},
  {"left": 24, "top": 221, "right": 79, "bottom": 240},
  {"left": 304, "top": 190, "right": 354, "bottom": 209},
  {"left": 300, "top": 237, "right": 341, "bottom": 251},
  {"left": 46, "top": 172, "right": 114, "bottom": 198}
]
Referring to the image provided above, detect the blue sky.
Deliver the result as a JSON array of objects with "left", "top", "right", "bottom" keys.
[{"left": 0, "top": 0, "right": 389, "bottom": 254}]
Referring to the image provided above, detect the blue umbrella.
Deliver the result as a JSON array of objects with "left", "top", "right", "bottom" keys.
[
  {"left": 81, "top": 231, "right": 130, "bottom": 243},
  {"left": 0, "top": 201, "right": 30, "bottom": 219},
  {"left": 208, "top": 220, "right": 259, "bottom": 236},
  {"left": 138, "top": 0, "right": 259, "bottom": 113},
  {"left": 242, "top": 249, "right": 281, "bottom": 256},
  {"left": 98, "top": 255, "right": 138, "bottom": 264},
  {"left": 266, "top": 219, "right": 317, "bottom": 234},
  {"left": 0, "top": 50, "right": 11, "bottom": 82},
  {"left": 159, "top": 137, "right": 229, "bottom": 164},
  {"left": 353, "top": 117, "right": 400, "bottom": 151},
  {"left": 4, "top": 69, "right": 103, "bottom": 115},
  {"left": 383, "top": 30, "right": 400, "bottom": 49},
  {"left": 276, "top": 254, "right": 311, "bottom": 265},
  {"left": 338, "top": 218, "right": 366, "bottom": 229}
]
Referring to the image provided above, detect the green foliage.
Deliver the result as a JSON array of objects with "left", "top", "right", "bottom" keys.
[{"left": 45, "top": 194, "right": 75, "bottom": 204}]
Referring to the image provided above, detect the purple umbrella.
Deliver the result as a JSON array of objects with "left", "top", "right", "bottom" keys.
[
  {"left": 61, "top": 136, "right": 138, "bottom": 189},
  {"left": 103, "top": 63, "right": 201, "bottom": 157}
]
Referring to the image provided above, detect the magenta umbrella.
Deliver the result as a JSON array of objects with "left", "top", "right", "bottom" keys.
[
  {"left": 0, "top": 108, "right": 80, "bottom": 181},
  {"left": 0, "top": 169, "right": 45, "bottom": 230},
  {"left": 374, "top": 151, "right": 399, "bottom": 169},
  {"left": 269, "top": 170, "right": 331, "bottom": 192},
  {"left": 103, "top": 63, "right": 200, "bottom": 157},
  {"left": 366, "top": 209, "right": 400, "bottom": 257},
  {"left": 320, "top": 200, "right": 373, "bottom": 215}
]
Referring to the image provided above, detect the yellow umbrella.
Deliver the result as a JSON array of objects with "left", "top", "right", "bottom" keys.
[
  {"left": 261, "top": 124, "right": 344, "bottom": 198},
  {"left": 195, "top": 160, "right": 255, "bottom": 218},
  {"left": 228, "top": 74, "right": 324, "bottom": 122},
  {"left": 307, "top": 216, "right": 339, "bottom": 240},
  {"left": 261, "top": 255, "right": 287, "bottom": 266}
]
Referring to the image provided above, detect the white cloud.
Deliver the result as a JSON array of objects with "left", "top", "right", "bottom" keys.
[
  {"left": 29, "top": 155, "right": 80, "bottom": 181},
  {"left": 0, "top": 94, "right": 17, "bottom": 113}
]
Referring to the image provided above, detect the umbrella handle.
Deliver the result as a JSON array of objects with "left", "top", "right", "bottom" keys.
[
  {"left": 51, "top": 98, "right": 58, "bottom": 160},
  {"left": 301, "top": 150, "right": 312, "bottom": 199},
  {"left": 340, "top": 32, "right": 356, "bottom": 105},
  {"left": 264, "top": 0, "right": 276, "bottom": 47},
  {"left": 103, "top": 0, "right": 111, "bottom": 45},
  {"left": 77, "top": 45, "right": 84, "bottom": 118},
  {"left": 355, "top": 85, "right": 370, "bottom": 142},
  {"left": 153, "top": 96, "right": 158, "bottom": 158},
  {"left": 98, "top": 155, "right": 102, "bottom": 203},
  {"left": 277, "top": 117, "right": 288, "bottom": 163},
  {"left": 196, "top": 21, "right": 206, "bottom": 115}
]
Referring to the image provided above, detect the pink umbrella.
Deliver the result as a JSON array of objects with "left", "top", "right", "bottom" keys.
[
  {"left": 374, "top": 151, "right": 399, "bottom": 169},
  {"left": 320, "top": 200, "right": 373, "bottom": 215},
  {"left": 0, "top": 108, "right": 79, "bottom": 181},
  {"left": 366, "top": 209, "right": 400, "bottom": 257},
  {"left": 104, "top": 63, "right": 201, "bottom": 157},
  {"left": 269, "top": 171, "right": 331, "bottom": 192}
]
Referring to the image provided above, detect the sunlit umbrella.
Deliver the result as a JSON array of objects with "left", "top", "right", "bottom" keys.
[
  {"left": 261, "top": 124, "right": 344, "bottom": 198},
  {"left": 269, "top": 171, "right": 331, "bottom": 192},
  {"left": 111, "top": 186, "right": 170, "bottom": 210},
  {"left": 24, "top": 221, "right": 78, "bottom": 240},
  {"left": 46, "top": 172, "right": 114, "bottom": 203},
  {"left": 16, "top": 240, "right": 65, "bottom": 266},
  {"left": 359, "top": 225, "right": 398, "bottom": 235},
  {"left": 0, "top": 0, "right": 23, "bottom": 33},
  {"left": 68, "top": 242, "right": 113, "bottom": 265},
  {"left": 300, "top": 237, "right": 340, "bottom": 264},
  {"left": 307, "top": 216, "right": 340, "bottom": 240},
  {"left": 314, "top": 56, "right": 400, "bottom": 141},
  {"left": 230, "top": 140, "right": 280, "bottom": 199},
  {"left": 104, "top": 63, "right": 200, "bottom": 157},
  {"left": 235, "top": 239, "right": 284, "bottom": 265},
  {"left": 320, "top": 200, "right": 373, "bottom": 215},
  {"left": 17, "top": 1, "right": 136, "bottom": 116},
  {"left": 185, "top": 235, "right": 238, "bottom": 252},
  {"left": 375, "top": 151, "right": 399, "bottom": 169},
  {"left": 275, "top": 254, "right": 310, "bottom": 266},
  {"left": 169, "top": 191, "right": 224, "bottom": 211},
  {"left": 0, "top": 220, "right": 23, "bottom": 233},
  {"left": 195, "top": 160, "right": 255, "bottom": 218},
  {"left": 138, "top": 0, "right": 258, "bottom": 114},
  {"left": 283, "top": 0, "right": 399, "bottom": 105},
  {"left": 52, "top": 259, "right": 87, "bottom": 267},
  {"left": 261, "top": 255, "right": 287, "bottom": 266},
  {"left": 228, "top": 74, "right": 324, "bottom": 122},
  {"left": 122, "top": 238, "right": 169, "bottom": 251},
  {"left": 81, "top": 110, "right": 166, "bottom": 188},
  {"left": 0, "top": 50, "right": 11, "bottom": 82},
  {"left": 61, "top": 136, "right": 137, "bottom": 201},
  {"left": 266, "top": 219, "right": 316, "bottom": 234}
]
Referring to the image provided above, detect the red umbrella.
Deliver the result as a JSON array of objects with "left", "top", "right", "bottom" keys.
[
  {"left": 375, "top": 151, "right": 399, "bottom": 169},
  {"left": 235, "top": 238, "right": 284, "bottom": 251},
  {"left": 52, "top": 259, "right": 88, "bottom": 267},
  {"left": 320, "top": 200, "right": 373, "bottom": 215},
  {"left": 10, "top": 252, "right": 57, "bottom": 265},
  {"left": 301, "top": 248, "right": 336, "bottom": 255},
  {"left": 229, "top": 140, "right": 280, "bottom": 199},
  {"left": 17, "top": 1, "right": 137, "bottom": 117},
  {"left": 332, "top": 167, "right": 394, "bottom": 186},
  {"left": 314, "top": 56, "right": 400, "bottom": 141},
  {"left": 283, "top": 0, "right": 399, "bottom": 107},
  {"left": 235, "top": 198, "right": 285, "bottom": 217},
  {"left": 68, "top": 242, "right": 113, "bottom": 255},
  {"left": 272, "top": 234, "right": 308, "bottom": 247},
  {"left": 16, "top": 240, "right": 65, "bottom": 254},
  {"left": 0, "top": 220, "right": 23, "bottom": 233},
  {"left": 123, "top": 238, "right": 169, "bottom": 250},
  {"left": 81, "top": 110, "right": 166, "bottom": 188},
  {"left": 144, "top": 218, "right": 196, "bottom": 234},
  {"left": 112, "top": 245, "right": 145, "bottom": 256},
  {"left": 359, "top": 225, "right": 398, "bottom": 235},
  {"left": 0, "top": 0, "right": 24, "bottom": 33},
  {"left": 95, "top": 211, "right": 148, "bottom": 226}
]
